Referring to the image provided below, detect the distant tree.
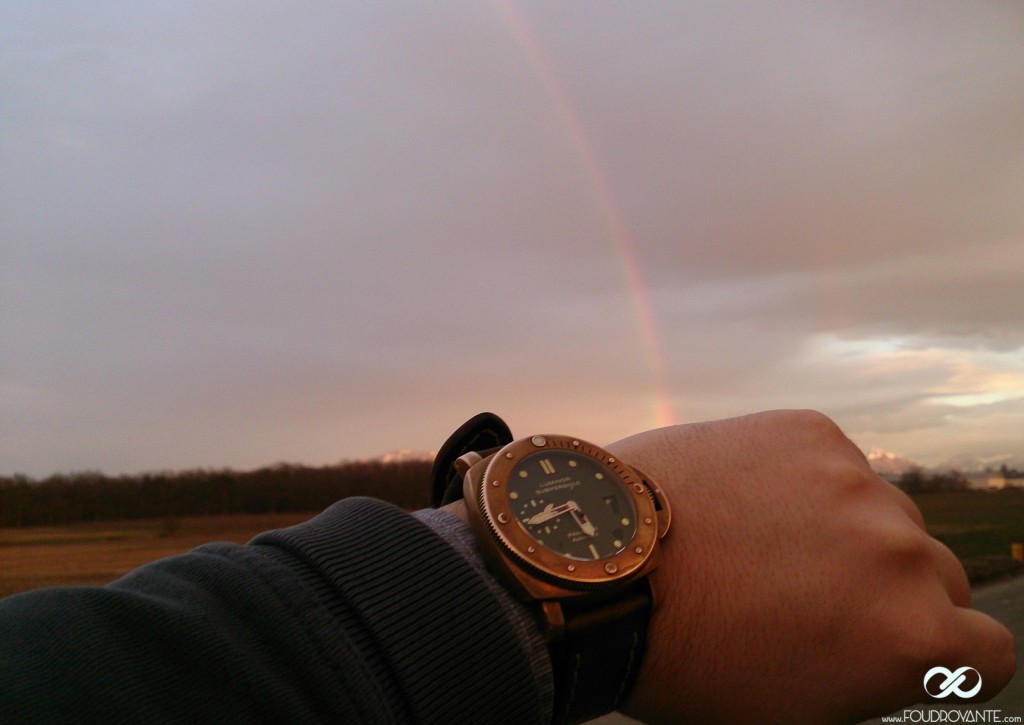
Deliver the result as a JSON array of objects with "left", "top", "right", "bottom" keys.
[
  {"left": 0, "top": 459, "right": 433, "bottom": 527},
  {"left": 897, "top": 467, "right": 926, "bottom": 493},
  {"left": 998, "top": 463, "right": 1022, "bottom": 479},
  {"left": 896, "top": 466, "right": 967, "bottom": 494}
]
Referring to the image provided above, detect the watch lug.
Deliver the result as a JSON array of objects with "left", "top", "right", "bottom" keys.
[
  {"left": 539, "top": 600, "right": 566, "bottom": 640},
  {"left": 454, "top": 451, "right": 485, "bottom": 478}
]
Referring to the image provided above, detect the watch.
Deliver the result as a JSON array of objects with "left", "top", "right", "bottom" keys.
[{"left": 430, "top": 413, "right": 672, "bottom": 724}]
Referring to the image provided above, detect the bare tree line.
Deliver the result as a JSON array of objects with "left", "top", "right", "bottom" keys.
[{"left": 0, "top": 460, "right": 433, "bottom": 527}]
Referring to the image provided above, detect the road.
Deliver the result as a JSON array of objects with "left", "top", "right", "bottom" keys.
[
  {"left": 590, "top": 574, "right": 1024, "bottom": 724},
  {"left": 969, "top": 574, "right": 1024, "bottom": 712}
]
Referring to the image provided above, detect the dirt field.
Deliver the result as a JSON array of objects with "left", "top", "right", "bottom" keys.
[
  {"left": 0, "top": 512, "right": 315, "bottom": 598},
  {"left": 2, "top": 489, "right": 1022, "bottom": 599}
]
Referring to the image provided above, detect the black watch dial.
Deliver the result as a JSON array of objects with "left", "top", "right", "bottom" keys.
[{"left": 507, "top": 449, "right": 638, "bottom": 561}]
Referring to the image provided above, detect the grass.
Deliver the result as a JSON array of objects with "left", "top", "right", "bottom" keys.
[
  {"left": 1, "top": 489, "right": 1022, "bottom": 599},
  {"left": 0, "top": 512, "right": 314, "bottom": 599},
  {"left": 911, "top": 488, "right": 1024, "bottom": 584}
]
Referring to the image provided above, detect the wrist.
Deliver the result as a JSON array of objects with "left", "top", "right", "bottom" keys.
[{"left": 431, "top": 415, "right": 671, "bottom": 724}]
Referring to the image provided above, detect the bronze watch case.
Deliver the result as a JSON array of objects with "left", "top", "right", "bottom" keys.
[{"left": 459, "top": 434, "right": 671, "bottom": 636}]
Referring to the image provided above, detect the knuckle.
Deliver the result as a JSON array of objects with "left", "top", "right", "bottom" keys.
[
  {"left": 785, "top": 410, "right": 862, "bottom": 458},
  {"left": 785, "top": 409, "right": 843, "bottom": 437},
  {"left": 829, "top": 459, "right": 874, "bottom": 495},
  {"left": 881, "top": 525, "right": 934, "bottom": 570},
  {"left": 816, "top": 456, "right": 880, "bottom": 506},
  {"left": 847, "top": 516, "right": 934, "bottom": 572}
]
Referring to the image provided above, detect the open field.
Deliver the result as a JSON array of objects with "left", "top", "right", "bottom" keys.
[
  {"left": 912, "top": 488, "right": 1024, "bottom": 584},
  {"left": 1, "top": 490, "right": 1022, "bottom": 599},
  {"left": 0, "top": 512, "right": 314, "bottom": 598}
]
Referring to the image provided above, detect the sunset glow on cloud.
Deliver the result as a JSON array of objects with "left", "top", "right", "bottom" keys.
[{"left": 2, "top": 2, "right": 1022, "bottom": 476}]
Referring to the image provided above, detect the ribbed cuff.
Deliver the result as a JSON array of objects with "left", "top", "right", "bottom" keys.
[
  {"left": 414, "top": 508, "right": 554, "bottom": 721},
  {"left": 253, "top": 497, "right": 549, "bottom": 724}
]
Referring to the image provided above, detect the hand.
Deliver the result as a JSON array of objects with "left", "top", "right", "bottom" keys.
[
  {"left": 607, "top": 410, "right": 1016, "bottom": 723},
  {"left": 569, "top": 507, "right": 596, "bottom": 537},
  {"left": 524, "top": 501, "right": 576, "bottom": 526},
  {"left": 524, "top": 501, "right": 597, "bottom": 537}
]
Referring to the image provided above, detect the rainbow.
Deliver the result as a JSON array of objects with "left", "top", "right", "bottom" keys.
[{"left": 493, "top": 0, "right": 675, "bottom": 428}]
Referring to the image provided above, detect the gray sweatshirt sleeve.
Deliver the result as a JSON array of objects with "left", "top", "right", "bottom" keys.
[{"left": 0, "top": 497, "right": 553, "bottom": 724}]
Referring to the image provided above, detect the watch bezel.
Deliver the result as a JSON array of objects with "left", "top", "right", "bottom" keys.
[{"left": 474, "top": 434, "right": 661, "bottom": 589}]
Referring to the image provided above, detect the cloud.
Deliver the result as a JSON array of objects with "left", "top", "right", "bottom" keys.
[{"left": 2, "top": 2, "right": 1022, "bottom": 475}]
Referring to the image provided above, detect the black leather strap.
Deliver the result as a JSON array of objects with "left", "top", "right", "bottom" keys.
[
  {"left": 551, "top": 580, "right": 653, "bottom": 724},
  {"left": 429, "top": 412, "right": 513, "bottom": 507}
]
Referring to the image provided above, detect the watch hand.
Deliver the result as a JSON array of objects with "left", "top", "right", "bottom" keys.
[
  {"left": 524, "top": 502, "right": 575, "bottom": 526},
  {"left": 570, "top": 508, "right": 597, "bottom": 537}
]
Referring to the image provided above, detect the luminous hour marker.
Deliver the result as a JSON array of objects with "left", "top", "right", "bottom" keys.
[
  {"left": 613, "top": 539, "right": 623, "bottom": 548},
  {"left": 518, "top": 470, "right": 528, "bottom": 478},
  {"left": 595, "top": 473, "right": 604, "bottom": 480},
  {"left": 621, "top": 518, "right": 630, "bottom": 526},
  {"left": 539, "top": 459, "right": 555, "bottom": 475},
  {"left": 509, "top": 491, "right": 519, "bottom": 500},
  {"left": 589, "top": 544, "right": 600, "bottom": 559},
  {"left": 568, "top": 460, "right": 577, "bottom": 468}
]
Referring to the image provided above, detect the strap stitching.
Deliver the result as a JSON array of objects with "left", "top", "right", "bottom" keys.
[
  {"left": 562, "top": 652, "right": 582, "bottom": 722},
  {"left": 611, "top": 629, "right": 641, "bottom": 710},
  {"left": 562, "top": 624, "right": 642, "bottom": 722}
]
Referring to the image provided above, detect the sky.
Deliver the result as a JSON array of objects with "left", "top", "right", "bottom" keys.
[{"left": 2, "top": 1, "right": 1023, "bottom": 478}]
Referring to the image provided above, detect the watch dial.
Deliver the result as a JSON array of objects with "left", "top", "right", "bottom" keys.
[{"left": 507, "top": 449, "right": 638, "bottom": 561}]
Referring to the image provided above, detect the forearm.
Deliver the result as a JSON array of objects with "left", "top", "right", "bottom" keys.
[{"left": 0, "top": 497, "right": 551, "bottom": 724}]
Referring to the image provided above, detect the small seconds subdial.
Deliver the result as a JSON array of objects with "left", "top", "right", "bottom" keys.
[{"left": 507, "top": 449, "right": 637, "bottom": 561}]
